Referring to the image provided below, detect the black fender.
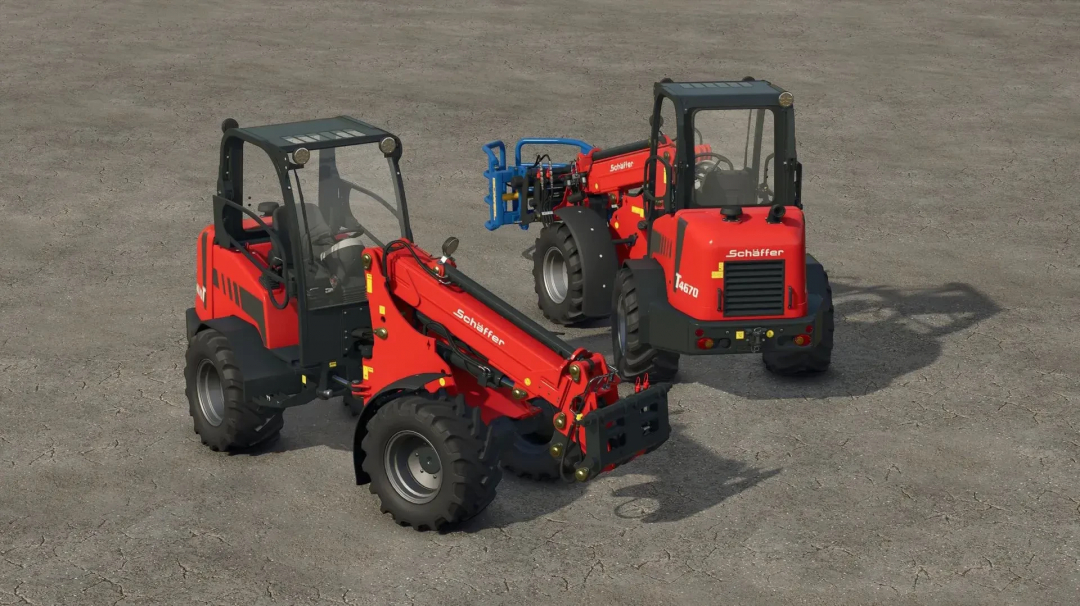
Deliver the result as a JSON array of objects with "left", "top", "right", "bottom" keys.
[
  {"left": 186, "top": 312, "right": 301, "bottom": 400},
  {"left": 352, "top": 372, "right": 445, "bottom": 485},
  {"left": 553, "top": 206, "right": 619, "bottom": 317},
  {"left": 185, "top": 307, "right": 201, "bottom": 340},
  {"left": 805, "top": 253, "right": 828, "bottom": 300},
  {"left": 620, "top": 258, "right": 669, "bottom": 345}
]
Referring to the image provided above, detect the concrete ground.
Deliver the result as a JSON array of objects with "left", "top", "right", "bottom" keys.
[{"left": 2, "top": 0, "right": 1079, "bottom": 604}]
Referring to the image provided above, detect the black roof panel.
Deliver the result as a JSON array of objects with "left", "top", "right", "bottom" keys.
[
  {"left": 657, "top": 80, "right": 789, "bottom": 109},
  {"left": 234, "top": 116, "right": 392, "bottom": 152}
]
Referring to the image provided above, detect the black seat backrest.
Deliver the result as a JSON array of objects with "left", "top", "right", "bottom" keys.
[
  {"left": 270, "top": 205, "right": 293, "bottom": 268},
  {"left": 699, "top": 168, "right": 758, "bottom": 207}
]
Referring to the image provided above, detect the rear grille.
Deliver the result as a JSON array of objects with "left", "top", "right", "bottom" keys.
[{"left": 723, "top": 260, "right": 786, "bottom": 317}]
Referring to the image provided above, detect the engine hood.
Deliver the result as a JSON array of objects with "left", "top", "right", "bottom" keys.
[{"left": 673, "top": 206, "right": 805, "bottom": 258}]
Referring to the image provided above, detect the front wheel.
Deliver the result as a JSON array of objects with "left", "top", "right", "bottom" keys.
[
  {"left": 611, "top": 268, "right": 679, "bottom": 382},
  {"left": 533, "top": 222, "right": 587, "bottom": 325},
  {"left": 184, "top": 329, "right": 284, "bottom": 452},
  {"left": 360, "top": 393, "right": 504, "bottom": 531}
]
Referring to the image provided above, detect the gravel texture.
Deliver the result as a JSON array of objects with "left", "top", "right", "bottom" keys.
[{"left": 1, "top": 0, "right": 1079, "bottom": 604}]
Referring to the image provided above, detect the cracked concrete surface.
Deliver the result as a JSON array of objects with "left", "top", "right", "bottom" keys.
[{"left": 2, "top": 0, "right": 1079, "bottom": 603}]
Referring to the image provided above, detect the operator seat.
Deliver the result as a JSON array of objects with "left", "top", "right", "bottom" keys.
[
  {"left": 698, "top": 168, "right": 758, "bottom": 208},
  {"left": 269, "top": 203, "right": 334, "bottom": 267}
]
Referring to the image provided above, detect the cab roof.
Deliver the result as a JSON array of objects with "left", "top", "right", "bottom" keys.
[
  {"left": 657, "top": 79, "right": 790, "bottom": 109},
  {"left": 227, "top": 116, "right": 394, "bottom": 154}
]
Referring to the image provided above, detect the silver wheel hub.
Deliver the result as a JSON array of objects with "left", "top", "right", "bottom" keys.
[
  {"left": 195, "top": 359, "right": 226, "bottom": 427},
  {"left": 543, "top": 247, "right": 569, "bottom": 304},
  {"left": 384, "top": 430, "right": 442, "bottom": 504}
]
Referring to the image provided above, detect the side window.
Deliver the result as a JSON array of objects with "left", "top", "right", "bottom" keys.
[{"left": 241, "top": 147, "right": 283, "bottom": 231}]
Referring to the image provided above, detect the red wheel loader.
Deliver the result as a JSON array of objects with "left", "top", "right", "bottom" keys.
[
  {"left": 184, "top": 116, "right": 671, "bottom": 530},
  {"left": 481, "top": 78, "right": 834, "bottom": 382}
]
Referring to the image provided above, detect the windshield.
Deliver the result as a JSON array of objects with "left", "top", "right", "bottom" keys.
[
  {"left": 690, "top": 108, "right": 776, "bottom": 208},
  {"left": 288, "top": 142, "right": 406, "bottom": 310}
]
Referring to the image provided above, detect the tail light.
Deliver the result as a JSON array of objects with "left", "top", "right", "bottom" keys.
[
  {"left": 696, "top": 337, "right": 715, "bottom": 350},
  {"left": 793, "top": 334, "right": 811, "bottom": 346}
]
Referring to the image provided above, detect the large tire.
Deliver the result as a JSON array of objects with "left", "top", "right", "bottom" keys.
[
  {"left": 763, "top": 274, "right": 834, "bottom": 375},
  {"left": 612, "top": 268, "right": 680, "bottom": 382},
  {"left": 500, "top": 400, "right": 565, "bottom": 481},
  {"left": 360, "top": 393, "right": 504, "bottom": 531},
  {"left": 533, "top": 222, "right": 586, "bottom": 325},
  {"left": 184, "top": 329, "right": 284, "bottom": 452}
]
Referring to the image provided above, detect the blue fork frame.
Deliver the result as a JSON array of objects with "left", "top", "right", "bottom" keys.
[{"left": 482, "top": 138, "right": 593, "bottom": 231}]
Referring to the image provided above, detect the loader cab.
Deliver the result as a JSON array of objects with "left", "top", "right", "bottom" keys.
[
  {"left": 642, "top": 78, "right": 802, "bottom": 221},
  {"left": 213, "top": 116, "right": 413, "bottom": 367}
]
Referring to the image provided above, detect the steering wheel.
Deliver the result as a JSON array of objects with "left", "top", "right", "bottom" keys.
[{"left": 693, "top": 152, "right": 735, "bottom": 191}]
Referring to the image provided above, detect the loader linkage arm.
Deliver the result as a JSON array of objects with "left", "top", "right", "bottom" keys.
[{"left": 356, "top": 239, "right": 671, "bottom": 481}]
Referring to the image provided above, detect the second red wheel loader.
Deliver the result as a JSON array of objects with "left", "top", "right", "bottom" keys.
[
  {"left": 481, "top": 78, "right": 835, "bottom": 383},
  {"left": 184, "top": 116, "right": 671, "bottom": 531}
]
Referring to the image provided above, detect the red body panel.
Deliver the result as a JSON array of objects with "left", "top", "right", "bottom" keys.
[
  {"left": 194, "top": 224, "right": 299, "bottom": 350},
  {"left": 649, "top": 206, "right": 808, "bottom": 321}
]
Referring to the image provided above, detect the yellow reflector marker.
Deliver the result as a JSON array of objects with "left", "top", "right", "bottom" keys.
[
  {"left": 631, "top": 206, "right": 644, "bottom": 217},
  {"left": 363, "top": 365, "right": 373, "bottom": 380},
  {"left": 735, "top": 331, "right": 745, "bottom": 340},
  {"left": 711, "top": 262, "right": 725, "bottom": 279},
  {"left": 301, "top": 375, "right": 307, "bottom": 385},
  {"left": 613, "top": 221, "right": 619, "bottom": 230},
  {"left": 329, "top": 361, "right": 337, "bottom": 368},
  {"left": 366, "top": 273, "right": 373, "bottom": 293},
  {"left": 378, "top": 305, "right": 385, "bottom": 316},
  {"left": 766, "top": 330, "right": 775, "bottom": 338},
  {"left": 524, "top": 378, "right": 532, "bottom": 386},
  {"left": 439, "top": 377, "right": 446, "bottom": 387}
]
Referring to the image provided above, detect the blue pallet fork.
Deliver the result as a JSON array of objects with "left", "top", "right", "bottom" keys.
[{"left": 482, "top": 137, "right": 593, "bottom": 231}]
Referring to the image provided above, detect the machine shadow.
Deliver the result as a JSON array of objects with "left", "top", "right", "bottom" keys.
[
  {"left": 241, "top": 400, "right": 778, "bottom": 530},
  {"left": 239, "top": 398, "right": 357, "bottom": 456},
  {"left": 566, "top": 279, "right": 1001, "bottom": 401},
  {"left": 461, "top": 423, "right": 781, "bottom": 532}
]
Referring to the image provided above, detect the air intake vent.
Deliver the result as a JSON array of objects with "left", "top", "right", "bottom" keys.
[{"left": 723, "top": 260, "right": 785, "bottom": 317}]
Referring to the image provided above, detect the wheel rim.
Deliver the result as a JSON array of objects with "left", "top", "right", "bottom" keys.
[
  {"left": 384, "top": 430, "right": 442, "bottom": 504},
  {"left": 542, "top": 247, "right": 569, "bottom": 304},
  {"left": 195, "top": 359, "right": 226, "bottom": 427}
]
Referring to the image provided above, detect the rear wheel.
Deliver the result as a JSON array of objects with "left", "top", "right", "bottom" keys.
[
  {"left": 500, "top": 400, "right": 566, "bottom": 481},
  {"left": 612, "top": 268, "right": 680, "bottom": 382},
  {"left": 763, "top": 273, "right": 834, "bottom": 375},
  {"left": 533, "top": 222, "right": 586, "bottom": 325},
  {"left": 360, "top": 393, "right": 504, "bottom": 531},
  {"left": 184, "top": 329, "right": 284, "bottom": 452}
]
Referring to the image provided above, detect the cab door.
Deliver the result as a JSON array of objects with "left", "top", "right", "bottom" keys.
[{"left": 287, "top": 143, "right": 410, "bottom": 367}]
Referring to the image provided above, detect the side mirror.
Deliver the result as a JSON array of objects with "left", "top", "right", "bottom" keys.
[{"left": 441, "top": 236, "right": 459, "bottom": 258}]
